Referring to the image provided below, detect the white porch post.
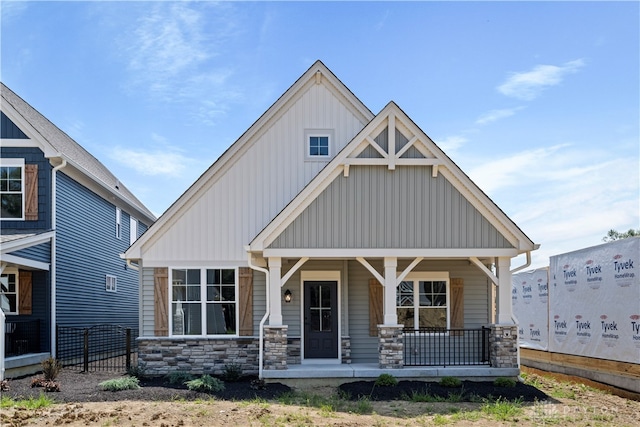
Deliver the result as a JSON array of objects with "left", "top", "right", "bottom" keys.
[
  {"left": 383, "top": 257, "right": 398, "bottom": 324},
  {"left": 268, "top": 257, "right": 283, "bottom": 326},
  {"left": 496, "top": 256, "right": 514, "bottom": 324}
]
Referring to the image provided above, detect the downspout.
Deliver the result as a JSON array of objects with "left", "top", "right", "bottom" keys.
[
  {"left": 51, "top": 159, "right": 67, "bottom": 357},
  {"left": 246, "top": 249, "right": 269, "bottom": 380}
]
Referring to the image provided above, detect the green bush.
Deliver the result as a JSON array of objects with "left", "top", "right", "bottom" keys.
[
  {"left": 165, "top": 371, "right": 196, "bottom": 385},
  {"left": 222, "top": 363, "right": 243, "bottom": 382},
  {"left": 493, "top": 377, "right": 517, "bottom": 388},
  {"left": 41, "top": 357, "right": 62, "bottom": 381},
  {"left": 374, "top": 373, "right": 398, "bottom": 387},
  {"left": 439, "top": 376, "right": 461, "bottom": 388},
  {"left": 99, "top": 377, "right": 140, "bottom": 391},
  {"left": 185, "top": 375, "right": 225, "bottom": 393}
]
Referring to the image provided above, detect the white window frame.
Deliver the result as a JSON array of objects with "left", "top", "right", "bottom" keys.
[
  {"left": 1, "top": 268, "right": 19, "bottom": 314},
  {"left": 105, "top": 274, "right": 117, "bottom": 293},
  {"left": 397, "top": 272, "right": 450, "bottom": 332},
  {"left": 0, "top": 158, "right": 26, "bottom": 221},
  {"left": 304, "top": 129, "right": 334, "bottom": 161},
  {"left": 115, "top": 207, "right": 121, "bottom": 239},
  {"left": 130, "top": 216, "right": 138, "bottom": 245},
  {"left": 168, "top": 267, "right": 239, "bottom": 338}
]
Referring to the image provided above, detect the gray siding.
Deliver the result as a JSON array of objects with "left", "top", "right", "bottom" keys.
[
  {"left": 55, "top": 172, "right": 143, "bottom": 328},
  {"left": 141, "top": 267, "right": 155, "bottom": 336},
  {"left": 269, "top": 165, "right": 514, "bottom": 250},
  {"left": 8, "top": 241, "right": 51, "bottom": 264}
]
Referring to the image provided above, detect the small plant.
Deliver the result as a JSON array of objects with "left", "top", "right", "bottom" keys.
[
  {"left": 374, "top": 373, "right": 398, "bottom": 387},
  {"left": 165, "top": 371, "right": 196, "bottom": 385},
  {"left": 353, "top": 396, "right": 373, "bottom": 414},
  {"left": 99, "top": 376, "right": 140, "bottom": 391},
  {"left": 440, "top": 376, "right": 461, "bottom": 387},
  {"left": 493, "top": 377, "right": 517, "bottom": 388},
  {"left": 185, "top": 375, "right": 225, "bottom": 393},
  {"left": 221, "top": 362, "right": 243, "bottom": 382},
  {"left": 41, "top": 357, "right": 62, "bottom": 381},
  {"left": 31, "top": 376, "right": 60, "bottom": 392},
  {"left": 0, "top": 379, "right": 9, "bottom": 391},
  {"left": 1, "top": 394, "right": 55, "bottom": 409},
  {"left": 250, "top": 378, "right": 266, "bottom": 390},
  {"left": 126, "top": 364, "right": 146, "bottom": 379}
]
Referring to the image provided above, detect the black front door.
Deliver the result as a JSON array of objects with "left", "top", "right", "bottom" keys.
[{"left": 304, "top": 281, "right": 338, "bottom": 359}]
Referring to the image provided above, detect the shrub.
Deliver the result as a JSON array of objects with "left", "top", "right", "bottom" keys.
[
  {"left": 440, "top": 376, "right": 461, "bottom": 388},
  {"left": 250, "top": 378, "right": 266, "bottom": 390},
  {"left": 165, "top": 371, "right": 196, "bottom": 385},
  {"left": 126, "top": 365, "right": 146, "bottom": 379},
  {"left": 374, "top": 373, "right": 398, "bottom": 387},
  {"left": 31, "top": 377, "right": 60, "bottom": 392},
  {"left": 99, "top": 377, "right": 140, "bottom": 391},
  {"left": 185, "top": 375, "right": 225, "bottom": 393},
  {"left": 222, "top": 363, "right": 243, "bottom": 382},
  {"left": 493, "top": 377, "right": 517, "bottom": 388},
  {"left": 41, "top": 357, "right": 62, "bottom": 381},
  {"left": 0, "top": 379, "right": 8, "bottom": 392}
]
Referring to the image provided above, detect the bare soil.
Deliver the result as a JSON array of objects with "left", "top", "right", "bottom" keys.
[{"left": 1, "top": 369, "right": 639, "bottom": 426}]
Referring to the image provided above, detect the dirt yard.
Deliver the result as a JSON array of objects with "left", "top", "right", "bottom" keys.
[{"left": 1, "top": 368, "right": 639, "bottom": 426}]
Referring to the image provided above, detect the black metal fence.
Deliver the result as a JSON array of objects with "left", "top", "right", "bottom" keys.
[
  {"left": 403, "top": 327, "right": 491, "bottom": 367},
  {"left": 56, "top": 324, "right": 138, "bottom": 372},
  {"left": 4, "top": 319, "right": 41, "bottom": 357}
]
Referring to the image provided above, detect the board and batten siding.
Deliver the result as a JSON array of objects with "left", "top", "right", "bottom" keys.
[
  {"left": 269, "top": 165, "right": 515, "bottom": 249},
  {"left": 140, "top": 82, "right": 368, "bottom": 264},
  {"left": 55, "top": 172, "right": 143, "bottom": 328}
]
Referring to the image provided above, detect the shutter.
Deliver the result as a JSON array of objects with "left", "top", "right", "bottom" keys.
[
  {"left": 369, "top": 278, "right": 383, "bottom": 336},
  {"left": 451, "top": 278, "right": 464, "bottom": 336},
  {"left": 25, "top": 164, "right": 38, "bottom": 220},
  {"left": 154, "top": 267, "right": 169, "bottom": 336},
  {"left": 238, "top": 267, "right": 253, "bottom": 336},
  {"left": 18, "top": 270, "right": 33, "bottom": 315}
]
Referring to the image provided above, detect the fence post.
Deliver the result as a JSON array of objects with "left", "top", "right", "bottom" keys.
[
  {"left": 83, "top": 328, "right": 89, "bottom": 372},
  {"left": 125, "top": 328, "right": 131, "bottom": 371}
]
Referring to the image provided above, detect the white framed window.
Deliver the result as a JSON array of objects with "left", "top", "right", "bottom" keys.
[
  {"left": 397, "top": 272, "right": 450, "bottom": 330},
  {"left": 115, "top": 207, "right": 121, "bottom": 239},
  {"left": 304, "top": 129, "right": 334, "bottom": 160},
  {"left": 170, "top": 268, "right": 238, "bottom": 336},
  {"left": 130, "top": 216, "right": 138, "bottom": 245},
  {"left": 0, "top": 158, "right": 25, "bottom": 220},
  {"left": 106, "top": 275, "right": 117, "bottom": 292},
  {"left": 0, "top": 270, "right": 18, "bottom": 314}
]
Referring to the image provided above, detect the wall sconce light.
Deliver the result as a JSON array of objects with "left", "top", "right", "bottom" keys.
[{"left": 284, "top": 289, "right": 292, "bottom": 303}]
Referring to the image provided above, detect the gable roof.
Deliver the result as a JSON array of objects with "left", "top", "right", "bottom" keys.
[
  {"left": 249, "top": 101, "right": 536, "bottom": 254},
  {"left": 1, "top": 82, "right": 155, "bottom": 223},
  {"left": 125, "top": 60, "right": 374, "bottom": 259}
]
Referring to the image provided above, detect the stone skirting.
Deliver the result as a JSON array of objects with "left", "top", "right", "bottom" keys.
[
  {"left": 137, "top": 337, "right": 259, "bottom": 376},
  {"left": 341, "top": 336, "right": 351, "bottom": 364},
  {"left": 378, "top": 325, "right": 404, "bottom": 369},
  {"left": 264, "top": 326, "right": 288, "bottom": 370},
  {"left": 287, "top": 338, "right": 301, "bottom": 364},
  {"left": 489, "top": 324, "right": 519, "bottom": 368}
]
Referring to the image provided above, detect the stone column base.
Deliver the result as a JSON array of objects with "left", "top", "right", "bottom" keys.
[
  {"left": 489, "top": 324, "right": 519, "bottom": 368},
  {"left": 264, "top": 325, "right": 288, "bottom": 370},
  {"left": 378, "top": 325, "right": 404, "bottom": 369}
]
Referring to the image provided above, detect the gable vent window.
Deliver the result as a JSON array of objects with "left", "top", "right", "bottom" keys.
[
  {"left": 106, "top": 275, "right": 117, "bottom": 292},
  {"left": 305, "top": 129, "right": 334, "bottom": 161}
]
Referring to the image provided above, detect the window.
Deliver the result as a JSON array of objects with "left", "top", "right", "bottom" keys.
[
  {"left": 170, "top": 268, "right": 237, "bottom": 336},
  {"left": 0, "top": 272, "right": 18, "bottom": 314},
  {"left": 304, "top": 129, "right": 333, "bottom": 160},
  {"left": 309, "top": 136, "right": 329, "bottom": 156},
  {"left": 106, "top": 275, "right": 117, "bottom": 292},
  {"left": 130, "top": 217, "right": 138, "bottom": 245},
  {"left": 0, "top": 159, "right": 25, "bottom": 220},
  {"left": 397, "top": 273, "right": 449, "bottom": 330},
  {"left": 115, "top": 207, "right": 121, "bottom": 239}
]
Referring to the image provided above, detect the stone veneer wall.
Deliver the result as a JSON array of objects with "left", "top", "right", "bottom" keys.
[
  {"left": 341, "top": 336, "right": 351, "bottom": 364},
  {"left": 287, "top": 338, "right": 301, "bottom": 364},
  {"left": 378, "top": 325, "right": 403, "bottom": 368},
  {"left": 489, "top": 324, "right": 519, "bottom": 368},
  {"left": 137, "top": 338, "right": 259, "bottom": 376},
  {"left": 264, "top": 326, "right": 288, "bottom": 370}
]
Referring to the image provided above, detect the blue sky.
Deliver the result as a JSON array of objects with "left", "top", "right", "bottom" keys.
[{"left": 2, "top": 1, "right": 638, "bottom": 268}]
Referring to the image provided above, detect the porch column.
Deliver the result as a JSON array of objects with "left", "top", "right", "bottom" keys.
[
  {"left": 496, "top": 256, "right": 514, "bottom": 324},
  {"left": 268, "top": 257, "right": 283, "bottom": 326},
  {"left": 383, "top": 257, "right": 398, "bottom": 325}
]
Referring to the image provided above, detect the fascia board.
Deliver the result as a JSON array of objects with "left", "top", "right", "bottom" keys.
[
  {"left": 1, "top": 254, "right": 50, "bottom": 271},
  {"left": 126, "top": 61, "right": 374, "bottom": 260},
  {"left": 0, "top": 230, "right": 55, "bottom": 254},
  {"left": 262, "top": 248, "right": 521, "bottom": 258},
  {"left": 0, "top": 101, "right": 60, "bottom": 158}
]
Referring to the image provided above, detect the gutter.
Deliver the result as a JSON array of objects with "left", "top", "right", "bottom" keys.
[
  {"left": 246, "top": 248, "right": 269, "bottom": 380},
  {"left": 51, "top": 158, "right": 67, "bottom": 357}
]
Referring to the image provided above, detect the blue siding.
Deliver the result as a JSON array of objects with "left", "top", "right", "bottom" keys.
[
  {"left": 55, "top": 172, "right": 140, "bottom": 329},
  {"left": 8, "top": 241, "right": 51, "bottom": 264},
  {"left": 0, "top": 147, "right": 52, "bottom": 231},
  {"left": 1, "top": 111, "right": 29, "bottom": 139}
]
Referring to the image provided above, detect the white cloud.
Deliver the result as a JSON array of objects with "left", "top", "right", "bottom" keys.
[
  {"left": 497, "top": 59, "right": 585, "bottom": 100},
  {"left": 435, "top": 135, "right": 468, "bottom": 153},
  {"left": 475, "top": 107, "right": 524, "bottom": 125},
  {"left": 110, "top": 146, "right": 193, "bottom": 177}
]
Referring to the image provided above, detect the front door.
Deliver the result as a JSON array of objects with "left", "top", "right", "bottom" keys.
[{"left": 304, "top": 281, "right": 338, "bottom": 359}]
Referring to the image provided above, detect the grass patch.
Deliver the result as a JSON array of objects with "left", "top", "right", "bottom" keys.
[
  {"left": 481, "top": 397, "right": 523, "bottom": 421},
  {"left": 1, "top": 394, "right": 55, "bottom": 409},
  {"left": 99, "top": 376, "right": 141, "bottom": 391}
]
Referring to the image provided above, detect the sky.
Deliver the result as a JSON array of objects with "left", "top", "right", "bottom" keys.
[{"left": 1, "top": 1, "right": 638, "bottom": 269}]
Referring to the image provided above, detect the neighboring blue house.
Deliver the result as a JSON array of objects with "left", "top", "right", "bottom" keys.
[{"left": 1, "top": 83, "right": 156, "bottom": 375}]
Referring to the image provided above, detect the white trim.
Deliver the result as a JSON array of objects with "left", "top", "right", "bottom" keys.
[
  {"left": 129, "top": 216, "right": 138, "bottom": 245},
  {"left": 0, "top": 231, "right": 55, "bottom": 254},
  {"left": 105, "top": 274, "right": 117, "bottom": 293},
  {"left": 264, "top": 248, "right": 520, "bottom": 258},
  {"left": 0, "top": 254, "right": 49, "bottom": 271},
  {"left": 115, "top": 207, "right": 122, "bottom": 239},
  {"left": 0, "top": 102, "right": 60, "bottom": 158},
  {"left": 0, "top": 268, "right": 19, "bottom": 315},
  {"left": 304, "top": 129, "right": 334, "bottom": 161},
  {"left": 0, "top": 158, "right": 25, "bottom": 221},
  {"left": 0, "top": 139, "right": 40, "bottom": 148},
  {"left": 398, "top": 271, "right": 451, "bottom": 331},
  {"left": 300, "top": 270, "right": 341, "bottom": 362}
]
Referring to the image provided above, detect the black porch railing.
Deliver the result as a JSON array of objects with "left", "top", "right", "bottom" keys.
[
  {"left": 56, "top": 324, "right": 138, "bottom": 372},
  {"left": 403, "top": 327, "right": 491, "bottom": 367},
  {"left": 4, "top": 319, "right": 41, "bottom": 357}
]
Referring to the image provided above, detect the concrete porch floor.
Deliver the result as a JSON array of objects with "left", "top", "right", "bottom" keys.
[{"left": 262, "top": 363, "right": 520, "bottom": 385}]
